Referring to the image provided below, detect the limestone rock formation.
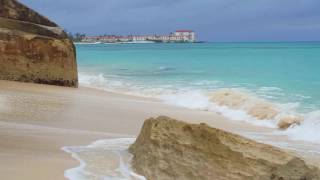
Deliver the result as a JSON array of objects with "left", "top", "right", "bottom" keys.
[
  {"left": 0, "top": 0, "right": 78, "bottom": 87},
  {"left": 129, "top": 116, "right": 320, "bottom": 180}
]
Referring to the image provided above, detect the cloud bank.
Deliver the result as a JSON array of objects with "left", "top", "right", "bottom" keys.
[{"left": 20, "top": 0, "right": 320, "bottom": 41}]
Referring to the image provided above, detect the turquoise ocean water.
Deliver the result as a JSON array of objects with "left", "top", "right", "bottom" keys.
[
  {"left": 65, "top": 42, "right": 320, "bottom": 180},
  {"left": 76, "top": 42, "right": 320, "bottom": 142}
]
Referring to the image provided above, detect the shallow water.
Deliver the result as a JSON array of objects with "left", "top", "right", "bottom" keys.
[
  {"left": 76, "top": 42, "right": 320, "bottom": 144},
  {"left": 63, "top": 138, "right": 146, "bottom": 180}
]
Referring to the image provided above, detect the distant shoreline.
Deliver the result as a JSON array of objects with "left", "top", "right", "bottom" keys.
[
  {"left": 74, "top": 41, "right": 205, "bottom": 45},
  {"left": 73, "top": 41, "right": 320, "bottom": 45}
]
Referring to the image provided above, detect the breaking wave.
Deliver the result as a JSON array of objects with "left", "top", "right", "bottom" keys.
[
  {"left": 161, "top": 89, "right": 320, "bottom": 143},
  {"left": 78, "top": 73, "right": 320, "bottom": 144}
]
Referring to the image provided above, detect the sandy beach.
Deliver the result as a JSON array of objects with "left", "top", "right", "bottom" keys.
[
  {"left": 1, "top": 0, "right": 320, "bottom": 179},
  {"left": 0, "top": 80, "right": 319, "bottom": 180}
]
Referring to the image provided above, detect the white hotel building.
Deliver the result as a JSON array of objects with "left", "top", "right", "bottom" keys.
[
  {"left": 131, "top": 30, "right": 196, "bottom": 42},
  {"left": 82, "top": 30, "right": 196, "bottom": 43},
  {"left": 172, "top": 30, "right": 196, "bottom": 42}
]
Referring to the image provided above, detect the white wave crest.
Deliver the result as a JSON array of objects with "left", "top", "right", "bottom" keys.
[
  {"left": 161, "top": 88, "right": 320, "bottom": 144},
  {"left": 77, "top": 73, "right": 320, "bottom": 144},
  {"left": 285, "top": 111, "right": 320, "bottom": 142},
  {"left": 161, "top": 90, "right": 277, "bottom": 128},
  {"left": 79, "top": 73, "right": 127, "bottom": 89}
]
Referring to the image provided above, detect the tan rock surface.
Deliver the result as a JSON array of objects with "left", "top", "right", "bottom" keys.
[
  {"left": 0, "top": 0, "right": 78, "bottom": 87},
  {"left": 130, "top": 116, "right": 320, "bottom": 180}
]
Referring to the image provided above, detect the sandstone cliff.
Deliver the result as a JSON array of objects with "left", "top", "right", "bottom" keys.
[
  {"left": 0, "top": 0, "right": 78, "bottom": 87},
  {"left": 129, "top": 116, "right": 320, "bottom": 180}
]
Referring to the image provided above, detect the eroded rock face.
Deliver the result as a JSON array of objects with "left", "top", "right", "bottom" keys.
[
  {"left": 0, "top": 0, "right": 78, "bottom": 87},
  {"left": 129, "top": 116, "right": 320, "bottom": 180}
]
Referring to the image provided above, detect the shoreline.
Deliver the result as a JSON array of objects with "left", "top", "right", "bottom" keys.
[{"left": 0, "top": 80, "right": 319, "bottom": 179}]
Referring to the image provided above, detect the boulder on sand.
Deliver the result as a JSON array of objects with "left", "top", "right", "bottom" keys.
[
  {"left": 0, "top": 0, "right": 78, "bottom": 87},
  {"left": 130, "top": 116, "right": 320, "bottom": 180}
]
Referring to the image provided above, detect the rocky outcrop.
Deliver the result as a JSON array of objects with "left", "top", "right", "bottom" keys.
[
  {"left": 129, "top": 116, "right": 320, "bottom": 180},
  {"left": 0, "top": 0, "right": 78, "bottom": 87}
]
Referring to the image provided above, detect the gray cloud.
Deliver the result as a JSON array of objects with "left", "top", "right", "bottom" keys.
[{"left": 19, "top": 0, "right": 320, "bottom": 41}]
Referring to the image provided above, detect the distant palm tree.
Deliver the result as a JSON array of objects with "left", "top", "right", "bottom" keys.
[{"left": 74, "top": 33, "right": 86, "bottom": 42}]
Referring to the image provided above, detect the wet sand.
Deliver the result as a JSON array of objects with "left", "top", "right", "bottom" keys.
[{"left": 0, "top": 80, "right": 318, "bottom": 180}]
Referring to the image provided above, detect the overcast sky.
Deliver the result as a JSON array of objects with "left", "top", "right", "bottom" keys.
[{"left": 20, "top": 0, "right": 320, "bottom": 42}]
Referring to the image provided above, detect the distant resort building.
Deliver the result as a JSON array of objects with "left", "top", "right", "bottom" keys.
[{"left": 81, "top": 30, "right": 196, "bottom": 43}]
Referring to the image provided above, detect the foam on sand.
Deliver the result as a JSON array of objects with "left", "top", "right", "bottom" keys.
[{"left": 62, "top": 138, "right": 146, "bottom": 180}]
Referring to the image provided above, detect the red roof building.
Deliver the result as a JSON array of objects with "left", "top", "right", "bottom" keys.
[{"left": 175, "top": 30, "right": 194, "bottom": 33}]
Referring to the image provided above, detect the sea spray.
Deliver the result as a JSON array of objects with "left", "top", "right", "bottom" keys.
[
  {"left": 161, "top": 89, "right": 320, "bottom": 144},
  {"left": 62, "top": 138, "right": 146, "bottom": 180},
  {"left": 78, "top": 72, "right": 320, "bottom": 144},
  {"left": 284, "top": 111, "right": 320, "bottom": 142},
  {"left": 160, "top": 89, "right": 277, "bottom": 128}
]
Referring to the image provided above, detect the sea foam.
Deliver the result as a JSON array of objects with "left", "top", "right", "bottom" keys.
[
  {"left": 160, "top": 90, "right": 277, "bottom": 128},
  {"left": 161, "top": 89, "right": 320, "bottom": 143},
  {"left": 284, "top": 111, "right": 320, "bottom": 142},
  {"left": 78, "top": 73, "right": 320, "bottom": 144},
  {"left": 62, "top": 138, "right": 146, "bottom": 180}
]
